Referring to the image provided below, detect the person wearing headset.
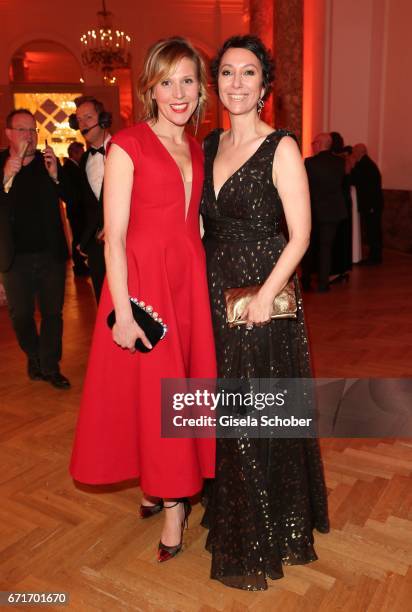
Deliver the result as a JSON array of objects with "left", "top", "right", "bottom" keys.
[{"left": 69, "top": 96, "right": 112, "bottom": 302}]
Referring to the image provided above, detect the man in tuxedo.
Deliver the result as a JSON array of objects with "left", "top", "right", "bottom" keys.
[
  {"left": 61, "top": 141, "right": 89, "bottom": 277},
  {"left": 0, "top": 109, "right": 72, "bottom": 388},
  {"left": 351, "top": 144, "right": 384, "bottom": 265},
  {"left": 302, "top": 133, "right": 347, "bottom": 292},
  {"left": 73, "top": 96, "right": 111, "bottom": 302}
]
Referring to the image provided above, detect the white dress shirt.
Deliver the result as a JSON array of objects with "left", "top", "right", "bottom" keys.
[{"left": 85, "top": 135, "right": 111, "bottom": 200}]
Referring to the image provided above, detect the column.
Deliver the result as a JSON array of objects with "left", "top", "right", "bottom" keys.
[
  {"left": 274, "top": 0, "right": 303, "bottom": 142},
  {"left": 249, "top": 0, "right": 274, "bottom": 125}
]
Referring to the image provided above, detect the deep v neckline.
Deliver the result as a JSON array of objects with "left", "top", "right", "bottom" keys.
[
  {"left": 212, "top": 129, "right": 277, "bottom": 201},
  {"left": 144, "top": 122, "right": 194, "bottom": 222}
]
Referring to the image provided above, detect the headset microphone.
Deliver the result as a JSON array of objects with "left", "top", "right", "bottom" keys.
[
  {"left": 80, "top": 123, "right": 99, "bottom": 136},
  {"left": 68, "top": 99, "right": 112, "bottom": 132}
]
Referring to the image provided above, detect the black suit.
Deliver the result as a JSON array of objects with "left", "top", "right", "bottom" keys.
[
  {"left": 351, "top": 155, "right": 384, "bottom": 263},
  {"left": 77, "top": 148, "right": 106, "bottom": 301},
  {"left": 0, "top": 149, "right": 71, "bottom": 374},
  {"left": 61, "top": 158, "right": 89, "bottom": 274},
  {"left": 0, "top": 150, "right": 69, "bottom": 272},
  {"left": 303, "top": 150, "right": 347, "bottom": 290}
]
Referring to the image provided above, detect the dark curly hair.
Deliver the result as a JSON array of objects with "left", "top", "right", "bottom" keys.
[{"left": 210, "top": 35, "right": 275, "bottom": 101}]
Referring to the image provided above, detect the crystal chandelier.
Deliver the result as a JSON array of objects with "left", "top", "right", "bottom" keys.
[{"left": 80, "top": 0, "right": 131, "bottom": 82}]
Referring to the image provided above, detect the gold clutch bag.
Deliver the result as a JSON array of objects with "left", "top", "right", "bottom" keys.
[{"left": 224, "top": 280, "right": 297, "bottom": 327}]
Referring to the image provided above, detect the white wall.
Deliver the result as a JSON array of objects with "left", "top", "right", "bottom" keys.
[
  {"left": 380, "top": 0, "right": 412, "bottom": 189},
  {"left": 326, "top": 0, "right": 375, "bottom": 146},
  {"left": 321, "top": 0, "right": 412, "bottom": 189}
]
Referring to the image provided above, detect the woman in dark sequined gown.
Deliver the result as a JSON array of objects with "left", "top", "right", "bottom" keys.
[{"left": 201, "top": 35, "right": 329, "bottom": 590}]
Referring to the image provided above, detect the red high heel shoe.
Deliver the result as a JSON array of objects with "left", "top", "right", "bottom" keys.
[
  {"left": 139, "top": 499, "right": 164, "bottom": 519},
  {"left": 157, "top": 499, "right": 191, "bottom": 563}
]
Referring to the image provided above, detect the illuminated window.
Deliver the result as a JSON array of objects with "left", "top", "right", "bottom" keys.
[{"left": 13, "top": 93, "right": 84, "bottom": 159}]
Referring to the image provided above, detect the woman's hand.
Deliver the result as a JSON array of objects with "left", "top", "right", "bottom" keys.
[
  {"left": 240, "top": 288, "right": 273, "bottom": 329},
  {"left": 112, "top": 319, "right": 152, "bottom": 352}
]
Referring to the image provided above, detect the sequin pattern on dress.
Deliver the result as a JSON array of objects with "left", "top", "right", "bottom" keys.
[{"left": 201, "top": 129, "right": 330, "bottom": 591}]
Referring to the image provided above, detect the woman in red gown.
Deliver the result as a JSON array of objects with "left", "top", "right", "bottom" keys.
[{"left": 70, "top": 37, "right": 216, "bottom": 562}]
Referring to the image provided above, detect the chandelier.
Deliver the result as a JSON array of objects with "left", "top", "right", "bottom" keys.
[{"left": 80, "top": 0, "right": 131, "bottom": 82}]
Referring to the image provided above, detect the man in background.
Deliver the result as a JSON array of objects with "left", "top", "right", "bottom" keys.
[
  {"left": 72, "top": 96, "right": 112, "bottom": 302},
  {"left": 62, "top": 141, "right": 89, "bottom": 277},
  {"left": 0, "top": 109, "right": 71, "bottom": 388},
  {"left": 302, "top": 132, "right": 347, "bottom": 292},
  {"left": 351, "top": 144, "right": 384, "bottom": 265}
]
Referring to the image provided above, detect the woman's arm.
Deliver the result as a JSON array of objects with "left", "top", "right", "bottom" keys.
[
  {"left": 243, "top": 136, "right": 311, "bottom": 325},
  {"left": 104, "top": 144, "right": 151, "bottom": 351}
]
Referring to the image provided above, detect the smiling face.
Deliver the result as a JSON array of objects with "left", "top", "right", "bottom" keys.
[
  {"left": 152, "top": 56, "right": 200, "bottom": 128},
  {"left": 75, "top": 101, "right": 104, "bottom": 146},
  {"left": 217, "top": 47, "right": 265, "bottom": 116}
]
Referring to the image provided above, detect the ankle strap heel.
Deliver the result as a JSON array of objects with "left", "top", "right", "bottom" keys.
[
  {"left": 158, "top": 499, "right": 192, "bottom": 562},
  {"left": 139, "top": 498, "right": 164, "bottom": 519}
]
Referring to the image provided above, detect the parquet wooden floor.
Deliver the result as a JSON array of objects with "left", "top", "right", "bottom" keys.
[{"left": 1, "top": 249, "right": 411, "bottom": 611}]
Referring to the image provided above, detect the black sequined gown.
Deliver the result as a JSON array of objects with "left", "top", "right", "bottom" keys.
[{"left": 201, "top": 129, "right": 330, "bottom": 591}]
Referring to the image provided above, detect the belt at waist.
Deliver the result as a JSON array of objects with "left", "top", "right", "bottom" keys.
[{"left": 203, "top": 216, "right": 279, "bottom": 242}]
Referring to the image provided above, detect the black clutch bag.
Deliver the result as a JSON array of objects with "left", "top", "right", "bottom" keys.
[{"left": 107, "top": 297, "right": 168, "bottom": 353}]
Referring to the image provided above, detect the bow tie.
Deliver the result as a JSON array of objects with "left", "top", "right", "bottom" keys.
[{"left": 90, "top": 146, "right": 105, "bottom": 156}]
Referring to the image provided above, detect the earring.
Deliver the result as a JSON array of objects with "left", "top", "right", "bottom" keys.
[{"left": 257, "top": 98, "right": 265, "bottom": 116}]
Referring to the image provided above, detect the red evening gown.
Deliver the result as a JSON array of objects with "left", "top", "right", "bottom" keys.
[{"left": 70, "top": 122, "right": 216, "bottom": 498}]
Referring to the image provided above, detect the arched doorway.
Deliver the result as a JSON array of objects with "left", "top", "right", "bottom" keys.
[{"left": 9, "top": 40, "right": 84, "bottom": 158}]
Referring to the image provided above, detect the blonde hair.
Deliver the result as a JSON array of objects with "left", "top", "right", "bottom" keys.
[{"left": 137, "top": 36, "right": 208, "bottom": 123}]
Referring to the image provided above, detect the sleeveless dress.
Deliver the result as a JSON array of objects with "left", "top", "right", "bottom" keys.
[
  {"left": 70, "top": 122, "right": 216, "bottom": 498},
  {"left": 201, "top": 129, "right": 329, "bottom": 590}
]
